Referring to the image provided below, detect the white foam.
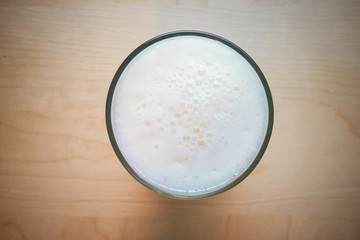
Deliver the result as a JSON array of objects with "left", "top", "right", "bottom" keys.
[{"left": 111, "top": 36, "right": 268, "bottom": 196}]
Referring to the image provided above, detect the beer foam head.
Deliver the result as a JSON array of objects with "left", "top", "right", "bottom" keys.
[{"left": 110, "top": 35, "right": 270, "bottom": 197}]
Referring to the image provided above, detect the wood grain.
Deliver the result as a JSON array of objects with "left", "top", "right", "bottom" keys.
[{"left": 0, "top": 0, "right": 360, "bottom": 239}]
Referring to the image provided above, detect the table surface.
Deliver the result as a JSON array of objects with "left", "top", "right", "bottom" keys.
[{"left": 0, "top": 0, "right": 359, "bottom": 239}]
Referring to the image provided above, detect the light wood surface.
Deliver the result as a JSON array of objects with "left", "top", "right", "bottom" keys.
[{"left": 1, "top": 0, "right": 360, "bottom": 239}]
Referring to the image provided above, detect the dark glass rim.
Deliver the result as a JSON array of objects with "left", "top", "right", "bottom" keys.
[{"left": 106, "top": 30, "right": 274, "bottom": 199}]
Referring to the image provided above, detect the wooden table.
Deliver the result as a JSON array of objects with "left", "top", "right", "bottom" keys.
[{"left": 1, "top": 1, "right": 359, "bottom": 239}]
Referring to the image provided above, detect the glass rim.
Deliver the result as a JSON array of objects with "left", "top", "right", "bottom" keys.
[{"left": 105, "top": 30, "right": 274, "bottom": 199}]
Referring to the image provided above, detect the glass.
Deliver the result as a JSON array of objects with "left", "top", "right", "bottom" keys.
[{"left": 106, "top": 31, "right": 274, "bottom": 199}]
